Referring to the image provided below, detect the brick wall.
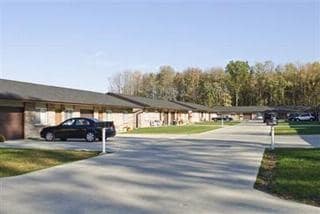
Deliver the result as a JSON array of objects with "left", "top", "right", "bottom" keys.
[
  {"left": 109, "top": 112, "right": 135, "bottom": 131},
  {"left": 173, "top": 112, "right": 189, "bottom": 125},
  {"left": 23, "top": 102, "right": 137, "bottom": 138},
  {"left": 140, "top": 112, "right": 161, "bottom": 127},
  {"left": 190, "top": 112, "right": 201, "bottom": 123},
  {"left": 21, "top": 100, "right": 215, "bottom": 139},
  {"left": 24, "top": 102, "right": 45, "bottom": 138}
]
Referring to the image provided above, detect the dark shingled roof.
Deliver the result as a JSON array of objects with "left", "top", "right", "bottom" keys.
[
  {"left": 107, "top": 93, "right": 190, "bottom": 111},
  {"left": 211, "top": 106, "right": 312, "bottom": 113},
  {"left": 0, "top": 79, "right": 141, "bottom": 108},
  {"left": 270, "top": 106, "right": 312, "bottom": 112},
  {"left": 171, "top": 101, "right": 212, "bottom": 112},
  {"left": 211, "top": 106, "right": 271, "bottom": 113}
]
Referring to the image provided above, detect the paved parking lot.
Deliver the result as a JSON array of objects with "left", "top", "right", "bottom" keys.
[{"left": 0, "top": 121, "right": 319, "bottom": 214}]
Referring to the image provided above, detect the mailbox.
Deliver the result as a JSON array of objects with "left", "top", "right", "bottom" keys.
[{"left": 267, "top": 116, "right": 278, "bottom": 126}]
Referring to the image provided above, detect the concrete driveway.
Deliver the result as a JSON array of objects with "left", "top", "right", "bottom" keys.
[{"left": 0, "top": 121, "right": 319, "bottom": 213}]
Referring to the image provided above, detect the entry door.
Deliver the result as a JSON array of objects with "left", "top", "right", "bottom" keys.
[
  {"left": 243, "top": 113, "right": 252, "bottom": 120},
  {"left": 164, "top": 112, "right": 169, "bottom": 125},
  {"left": 55, "top": 110, "right": 62, "bottom": 125},
  {"left": 170, "top": 112, "right": 175, "bottom": 123},
  {"left": 0, "top": 107, "right": 24, "bottom": 140},
  {"left": 80, "top": 109, "right": 94, "bottom": 118}
]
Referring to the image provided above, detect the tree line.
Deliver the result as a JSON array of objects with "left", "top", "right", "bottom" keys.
[{"left": 108, "top": 60, "right": 320, "bottom": 108}]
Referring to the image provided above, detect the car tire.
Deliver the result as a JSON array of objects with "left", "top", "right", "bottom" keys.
[
  {"left": 45, "top": 132, "right": 55, "bottom": 142},
  {"left": 85, "top": 132, "right": 96, "bottom": 142}
]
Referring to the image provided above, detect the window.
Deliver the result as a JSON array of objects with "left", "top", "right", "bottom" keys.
[
  {"left": 75, "top": 119, "right": 90, "bottom": 126},
  {"left": 123, "top": 111, "right": 128, "bottom": 123},
  {"left": 106, "top": 110, "right": 112, "bottom": 121},
  {"left": 62, "top": 119, "right": 75, "bottom": 126},
  {"left": 64, "top": 109, "right": 73, "bottom": 120},
  {"left": 35, "top": 108, "right": 47, "bottom": 125}
]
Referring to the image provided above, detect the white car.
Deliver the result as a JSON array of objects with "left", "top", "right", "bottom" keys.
[{"left": 293, "top": 113, "right": 315, "bottom": 121}]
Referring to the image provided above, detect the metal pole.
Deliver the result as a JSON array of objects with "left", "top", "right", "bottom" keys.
[
  {"left": 221, "top": 114, "right": 224, "bottom": 127},
  {"left": 102, "top": 128, "right": 106, "bottom": 154},
  {"left": 271, "top": 126, "right": 275, "bottom": 150}
]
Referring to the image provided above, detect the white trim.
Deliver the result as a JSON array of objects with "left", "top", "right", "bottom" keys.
[
  {"left": 123, "top": 111, "right": 128, "bottom": 123},
  {"left": 34, "top": 107, "right": 48, "bottom": 125},
  {"left": 106, "top": 110, "right": 112, "bottom": 121},
  {"left": 64, "top": 108, "right": 73, "bottom": 120}
]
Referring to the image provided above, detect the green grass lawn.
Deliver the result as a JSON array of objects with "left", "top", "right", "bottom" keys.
[
  {"left": 254, "top": 148, "right": 320, "bottom": 207},
  {"left": 0, "top": 148, "right": 99, "bottom": 177},
  {"left": 275, "top": 121, "right": 320, "bottom": 135},
  {"left": 127, "top": 125, "right": 220, "bottom": 134},
  {"left": 195, "top": 121, "right": 240, "bottom": 126}
]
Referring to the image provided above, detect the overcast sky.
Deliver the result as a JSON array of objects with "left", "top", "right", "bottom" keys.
[{"left": 0, "top": 0, "right": 319, "bottom": 92}]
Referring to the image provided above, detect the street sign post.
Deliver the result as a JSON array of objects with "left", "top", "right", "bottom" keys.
[
  {"left": 271, "top": 126, "right": 275, "bottom": 150},
  {"left": 266, "top": 117, "right": 278, "bottom": 150},
  {"left": 221, "top": 115, "right": 224, "bottom": 127},
  {"left": 102, "top": 127, "right": 106, "bottom": 154}
]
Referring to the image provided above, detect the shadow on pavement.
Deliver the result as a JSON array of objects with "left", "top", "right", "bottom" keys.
[{"left": 2, "top": 136, "right": 319, "bottom": 213}]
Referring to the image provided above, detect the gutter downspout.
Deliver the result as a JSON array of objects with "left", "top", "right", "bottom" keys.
[{"left": 133, "top": 109, "right": 144, "bottom": 128}]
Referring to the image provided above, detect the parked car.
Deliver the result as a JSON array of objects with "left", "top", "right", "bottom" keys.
[
  {"left": 287, "top": 113, "right": 299, "bottom": 121},
  {"left": 263, "top": 112, "right": 277, "bottom": 123},
  {"left": 289, "top": 113, "right": 315, "bottom": 122},
  {"left": 255, "top": 113, "right": 264, "bottom": 120},
  {"left": 40, "top": 118, "right": 116, "bottom": 142},
  {"left": 256, "top": 115, "right": 263, "bottom": 120}
]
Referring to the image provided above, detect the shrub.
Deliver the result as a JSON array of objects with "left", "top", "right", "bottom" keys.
[
  {"left": 124, "top": 126, "right": 132, "bottom": 132},
  {"left": 0, "top": 135, "right": 6, "bottom": 142}
]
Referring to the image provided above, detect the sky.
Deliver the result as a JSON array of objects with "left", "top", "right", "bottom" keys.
[{"left": 0, "top": 0, "right": 319, "bottom": 92}]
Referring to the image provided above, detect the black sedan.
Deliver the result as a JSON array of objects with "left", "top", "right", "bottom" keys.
[{"left": 40, "top": 118, "right": 116, "bottom": 142}]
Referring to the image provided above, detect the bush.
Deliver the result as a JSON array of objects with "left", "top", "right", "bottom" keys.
[
  {"left": 0, "top": 135, "right": 6, "bottom": 142},
  {"left": 125, "top": 127, "right": 132, "bottom": 132}
]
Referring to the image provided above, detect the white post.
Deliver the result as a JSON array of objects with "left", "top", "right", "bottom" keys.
[
  {"left": 102, "top": 128, "right": 106, "bottom": 154},
  {"left": 221, "top": 115, "right": 224, "bottom": 127},
  {"left": 271, "top": 126, "right": 275, "bottom": 150}
]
